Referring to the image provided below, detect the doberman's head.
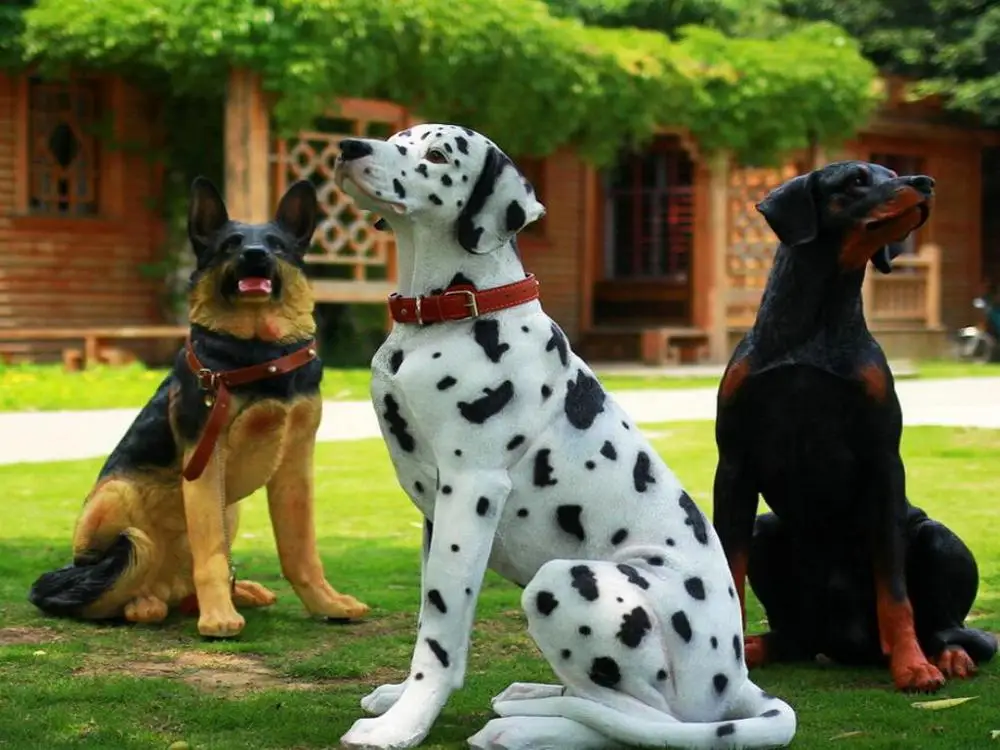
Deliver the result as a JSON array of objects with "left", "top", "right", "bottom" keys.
[
  {"left": 186, "top": 177, "right": 319, "bottom": 341},
  {"left": 756, "top": 161, "right": 934, "bottom": 274}
]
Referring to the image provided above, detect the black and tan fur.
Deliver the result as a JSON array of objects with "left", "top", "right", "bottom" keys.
[{"left": 29, "top": 178, "right": 369, "bottom": 637}]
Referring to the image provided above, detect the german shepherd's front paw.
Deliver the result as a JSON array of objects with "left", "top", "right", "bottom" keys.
[
  {"left": 296, "top": 580, "right": 370, "bottom": 620},
  {"left": 232, "top": 579, "right": 278, "bottom": 608},
  {"left": 198, "top": 606, "right": 246, "bottom": 638}
]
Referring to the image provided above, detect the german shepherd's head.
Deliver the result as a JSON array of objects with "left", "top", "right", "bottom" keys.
[{"left": 187, "top": 178, "right": 320, "bottom": 342}]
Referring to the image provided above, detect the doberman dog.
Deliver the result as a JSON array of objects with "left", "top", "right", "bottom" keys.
[{"left": 712, "top": 161, "right": 997, "bottom": 693}]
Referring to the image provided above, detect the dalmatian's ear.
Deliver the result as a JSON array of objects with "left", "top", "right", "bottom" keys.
[{"left": 455, "top": 146, "right": 546, "bottom": 254}]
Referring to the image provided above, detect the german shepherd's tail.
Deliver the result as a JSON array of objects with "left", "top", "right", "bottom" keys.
[{"left": 29, "top": 527, "right": 155, "bottom": 619}]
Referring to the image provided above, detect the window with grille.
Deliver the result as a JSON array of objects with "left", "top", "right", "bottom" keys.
[
  {"left": 603, "top": 138, "right": 693, "bottom": 280},
  {"left": 27, "top": 77, "right": 102, "bottom": 216},
  {"left": 870, "top": 152, "right": 926, "bottom": 256}
]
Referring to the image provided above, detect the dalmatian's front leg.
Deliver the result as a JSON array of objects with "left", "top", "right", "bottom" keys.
[{"left": 341, "top": 469, "right": 512, "bottom": 750}]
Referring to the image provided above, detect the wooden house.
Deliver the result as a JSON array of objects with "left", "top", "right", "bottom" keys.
[{"left": 2, "top": 68, "right": 998, "bottom": 365}]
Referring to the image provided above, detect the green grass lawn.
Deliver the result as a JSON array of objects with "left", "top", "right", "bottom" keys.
[
  {"left": 0, "top": 423, "right": 997, "bottom": 749},
  {"left": 2, "top": 360, "right": 999, "bottom": 412}
]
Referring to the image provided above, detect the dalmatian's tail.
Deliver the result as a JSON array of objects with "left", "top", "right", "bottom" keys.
[{"left": 493, "top": 680, "right": 796, "bottom": 749}]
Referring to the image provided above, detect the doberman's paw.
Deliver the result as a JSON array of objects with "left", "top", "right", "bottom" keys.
[
  {"left": 935, "top": 647, "right": 977, "bottom": 680},
  {"left": 890, "top": 655, "right": 945, "bottom": 693},
  {"left": 744, "top": 635, "right": 769, "bottom": 668},
  {"left": 232, "top": 579, "right": 278, "bottom": 608},
  {"left": 124, "top": 595, "right": 168, "bottom": 624},
  {"left": 197, "top": 607, "right": 246, "bottom": 638}
]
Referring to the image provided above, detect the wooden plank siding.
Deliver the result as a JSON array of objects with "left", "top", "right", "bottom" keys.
[{"left": 0, "top": 72, "right": 166, "bottom": 361}]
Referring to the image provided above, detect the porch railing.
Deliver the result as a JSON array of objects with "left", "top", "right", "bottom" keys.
[{"left": 862, "top": 243, "right": 942, "bottom": 329}]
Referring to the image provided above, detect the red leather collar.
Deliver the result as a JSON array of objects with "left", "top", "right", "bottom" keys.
[{"left": 388, "top": 274, "right": 540, "bottom": 325}]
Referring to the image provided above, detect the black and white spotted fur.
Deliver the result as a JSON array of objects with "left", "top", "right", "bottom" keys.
[{"left": 334, "top": 124, "right": 797, "bottom": 750}]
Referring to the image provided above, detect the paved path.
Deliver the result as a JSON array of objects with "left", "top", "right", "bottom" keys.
[{"left": 0, "top": 377, "right": 997, "bottom": 466}]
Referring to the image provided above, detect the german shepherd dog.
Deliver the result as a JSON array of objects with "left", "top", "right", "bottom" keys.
[{"left": 29, "top": 178, "right": 369, "bottom": 637}]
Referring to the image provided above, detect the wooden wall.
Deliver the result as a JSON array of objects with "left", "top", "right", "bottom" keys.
[{"left": 0, "top": 72, "right": 165, "bottom": 360}]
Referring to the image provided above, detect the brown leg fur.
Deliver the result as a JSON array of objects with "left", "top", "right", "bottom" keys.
[
  {"left": 182, "top": 448, "right": 245, "bottom": 638},
  {"left": 266, "top": 397, "right": 369, "bottom": 619}
]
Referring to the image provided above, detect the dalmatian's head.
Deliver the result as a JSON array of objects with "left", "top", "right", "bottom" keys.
[{"left": 333, "top": 124, "right": 545, "bottom": 255}]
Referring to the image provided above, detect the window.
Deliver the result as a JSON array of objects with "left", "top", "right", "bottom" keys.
[
  {"left": 27, "top": 77, "right": 102, "bottom": 216},
  {"left": 512, "top": 156, "right": 546, "bottom": 238},
  {"left": 870, "top": 152, "right": 926, "bottom": 255}
]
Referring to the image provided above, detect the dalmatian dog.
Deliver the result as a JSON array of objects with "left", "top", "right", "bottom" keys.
[{"left": 333, "top": 124, "right": 797, "bottom": 750}]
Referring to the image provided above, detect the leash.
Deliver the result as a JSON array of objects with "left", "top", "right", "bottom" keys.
[
  {"left": 388, "top": 274, "right": 540, "bottom": 325},
  {"left": 182, "top": 337, "right": 318, "bottom": 482}
]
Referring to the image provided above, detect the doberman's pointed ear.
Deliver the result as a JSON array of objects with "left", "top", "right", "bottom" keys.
[{"left": 756, "top": 172, "right": 818, "bottom": 247}]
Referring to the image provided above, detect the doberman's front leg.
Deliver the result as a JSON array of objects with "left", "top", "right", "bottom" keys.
[
  {"left": 712, "top": 452, "right": 763, "bottom": 664},
  {"left": 341, "top": 469, "right": 512, "bottom": 750},
  {"left": 869, "top": 453, "right": 944, "bottom": 692}
]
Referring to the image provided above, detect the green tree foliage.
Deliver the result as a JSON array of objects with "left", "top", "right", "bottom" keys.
[
  {"left": 14, "top": 0, "right": 878, "bottom": 163},
  {"left": 780, "top": 0, "right": 1000, "bottom": 124}
]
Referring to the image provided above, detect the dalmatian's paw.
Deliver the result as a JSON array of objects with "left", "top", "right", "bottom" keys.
[
  {"left": 341, "top": 715, "right": 428, "bottom": 750},
  {"left": 468, "top": 716, "right": 620, "bottom": 750},
  {"left": 360, "top": 681, "right": 407, "bottom": 715},
  {"left": 490, "top": 682, "right": 563, "bottom": 707}
]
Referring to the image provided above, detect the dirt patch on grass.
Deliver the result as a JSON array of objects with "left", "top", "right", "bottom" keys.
[
  {"left": 0, "top": 626, "right": 61, "bottom": 646},
  {"left": 78, "top": 650, "right": 325, "bottom": 695}
]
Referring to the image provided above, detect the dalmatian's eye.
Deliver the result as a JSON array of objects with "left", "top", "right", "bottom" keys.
[{"left": 425, "top": 149, "right": 448, "bottom": 165}]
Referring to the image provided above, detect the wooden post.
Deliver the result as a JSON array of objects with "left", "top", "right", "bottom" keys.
[
  {"left": 923, "top": 243, "right": 942, "bottom": 328},
  {"left": 225, "top": 69, "right": 270, "bottom": 221},
  {"left": 707, "top": 150, "right": 730, "bottom": 363}
]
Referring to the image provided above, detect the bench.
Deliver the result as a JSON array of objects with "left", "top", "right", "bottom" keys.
[
  {"left": 638, "top": 326, "right": 710, "bottom": 365},
  {"left": 0, "top": 325, "right": 189, "bottom": 369}
]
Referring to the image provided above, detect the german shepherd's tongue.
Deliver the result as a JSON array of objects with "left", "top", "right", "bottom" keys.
[
  {"left": 238, "top": 277, "right": 273, "bottom": 295},
  {"left": 871, "top": 243, "right": 905, "bottom": 274}
]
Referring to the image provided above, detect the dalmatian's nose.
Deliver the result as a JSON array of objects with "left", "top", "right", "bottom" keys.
[{"left": 339, "top": 139, "right": 374, "bottom": 162}]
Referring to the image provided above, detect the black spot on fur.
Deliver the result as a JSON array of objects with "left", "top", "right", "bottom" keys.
[
  {"left": 533, "top": 449, "right": 558, "bottom": 488},
  {"left": 671, "top": 611, "right": 693, "bottom": 643},
  {"left": 646, "top": 556, "right": 664, "bottom": 566},
  {"left": 564, "top": 369, "right": 606, "bottom": 429},
  {"left": 716, "top": 723, "right": 736, "bottom": 738},
  {"left": 610, "top": 528, "right": 628, "bottom": 545},
  {"left": 399, "top": 130, "right": 412, "bottom": 138},
  {"left": 444, "top": 143, "right": 453, "bottom": 153},
  {"left": 414, "top": 672, "right": 423, "bottom": 680},
  {"left": 421, "top": 131, "right": 431, "bottom": 140},
  {"left": 729, "top": 586, "right": 736, "bottom": 599},
  {"left": 429, "top": 194, "right": 443, "bottom": 205},
  {"left": 570, "top": 565, "right": 599, "bottom": 601},
  {"left": 713, "top": 673, "right": 729, "bottom": 695},
  {"left": 456, "top": 146, "right": 506, "bottom": 252},
  {"left": 392, "top": 179, "right": 406, "bottom": 200},
  {"left": 556, "top": 505, "right": 585, "bottom": 541},
  {"left": 684, "top": 577, "right": 706, "bottom": 600},
  {"left": 428, "top": 589, "right": 447, "bottom": 614},
  {"left": 656, "top": 669, "right": 668, "bottom": 681},
  {"left": 600, "top": 441, "right": 617, "bottom": 460},
  {"left": 536, "top": 591, "right": 559, "bottom": 615},
  {"left": 473, "top": 319, "right": 510, "bottom": 363},
  {"left": 505, "top": 200, "right": 526, "bottom": 232},
  {"left": 462, "top": 127, "right": 475, "bottom": 136},
  {"left": 516, "top": 508, "right": 529, "bottom": 518},
  {"left": 416, "top": 163, "right": 429, "bottom": 177},
  {"left": 458, "top": 380, "right": 514, "bottom": 424},
  {"left": 585, "top": 460, "right": 595, "bottom": 470},
  {"left": 761, "top": 690, "right": 776, "bottom": 700},
  {"left": 545, "top": 323, "right": 569, "bottom": 367},
  {"left": 426, "top": 638, "right": 450, "bottom": 668},
  {"left": 396, "top": 144, "right": 407, "bottom": 155},
  {"left": 415, "top": 481, "right": 424, "bottom": 493},
  {"left": 455, "top": 136, "right": 469, "bottom": 154},
  {"left": 733, "top": 635, "right": 743, "bottom": 662},
  {"left": 389, "top": 349, "right": 404, "bottom": 374},
  {"left": 437, "top": 376, "right": 457, "bottom": 391},
  {"left": 450, "top": 544, "right": 459, "bottom": 552},
  {"left": 667, "top": 538, "right": 676, "bottom": 546},
  {"left": 711, "top": 636, "right": 719, "bottom": 649},
  {"left": 442, "top": 174, "right": 453, "bottom": 186},
  {"left": 617, "top": 563, "right": 649, "bottom": 590},
  {"left": 383, "top": 395, "right": 415, "bottom": 452},
  {"left": 433, "top": 352, "right": 441, "bottom": 358},
  {"left": 678, "top": 490, "right": 709, "bottom": 544},
  {"left": 476, "top": 496, "right": 490, "bottom": 516},
  {"left": 588, "top": 657, "right": 621, "bottom": 688},
  {"left": 617, "top": 606, "right": 652, "bottom": 648},
  {"left": 561, "top": 649, "right": 572, "bottom": 659},
  {"left": 633, "top": 451, "right": 655, "bottom": 492},
  {"left": 441, "top": 485, "right": 452, "bottom": 495},
  {"left": 541, "top": 384, "right": 552, "bottom": 400},
  {"left": 761, "top": 709, "right": 781, "bottom": 718},
  {"left": 506, "top": 435, "right": 525, "bottom": 450},
  {"left": 579, "top": 625, "right": 592, "bottom": 635},
  {"left": 448, "top": 272, "right": 476, "bottom": 288}
]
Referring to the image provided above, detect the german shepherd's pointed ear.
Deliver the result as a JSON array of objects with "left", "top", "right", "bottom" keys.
[
  {"left": 756, "top": 172, "right": 818, "bottom": 247},
  {"left": 274, "top": 180, "right": 319, "bottom": 254},
  {"left": 188, "top": 177, "right": 230, "bottom": 259},
  {"left": 456, "top": 146, "right": 546, "bottom": 255}
]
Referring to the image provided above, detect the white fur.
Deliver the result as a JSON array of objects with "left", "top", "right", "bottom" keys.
[{"left": 334, "top": 124, "right": 797, "bottom": 750}]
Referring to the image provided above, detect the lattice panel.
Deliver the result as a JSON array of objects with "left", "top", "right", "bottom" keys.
[
  {"left": 272, "top": 101, "right": 410, "bottom": 281},
  {"left": 726, "top": 162, "right": 801, "bottom": 325}
]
